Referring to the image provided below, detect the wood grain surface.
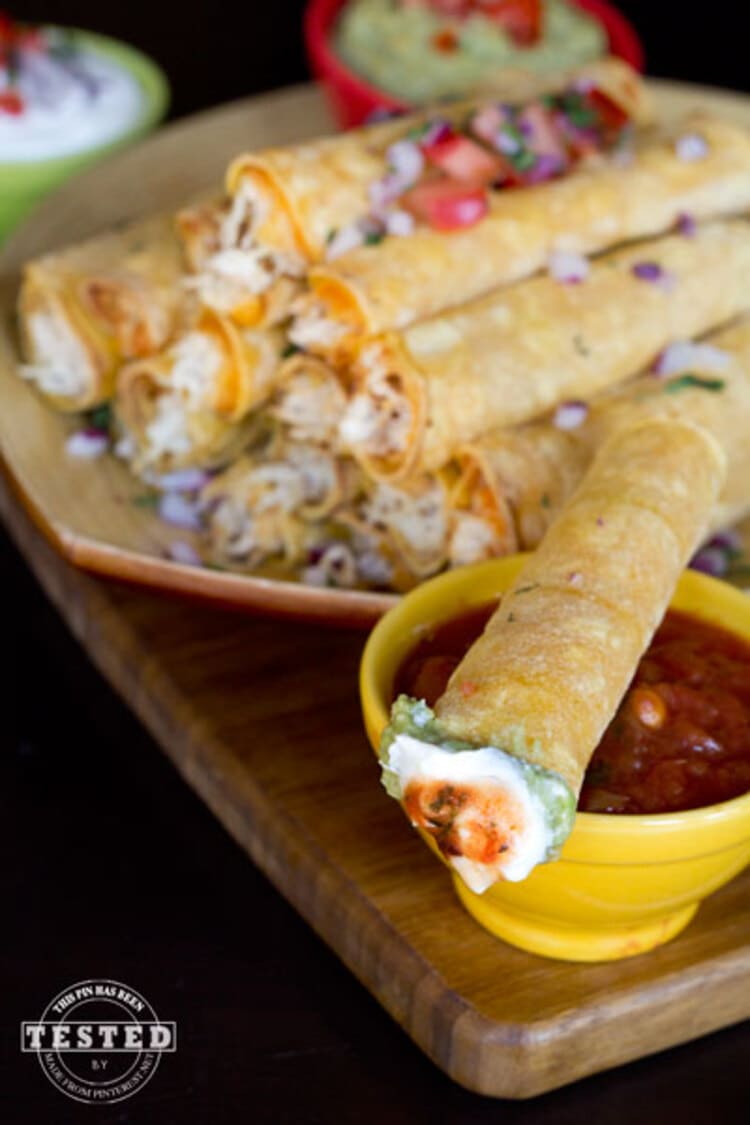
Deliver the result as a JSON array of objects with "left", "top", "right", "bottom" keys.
[
  {"left": 1, "top": 82, "right": 750, "bottom": 1099},
  {"left": 5, "top": 80, "right": 750, "bottom": 626}
]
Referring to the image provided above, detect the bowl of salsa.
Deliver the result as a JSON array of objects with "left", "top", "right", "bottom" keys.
[
  {"left": 305, "top": 0, "right": 644, "bottom": 128},
  {"left": 360, "top": 554, "right": 750, "bottom": 961},
  {"left": 0, "top": 17, "right": 169, "bottom": 244}
]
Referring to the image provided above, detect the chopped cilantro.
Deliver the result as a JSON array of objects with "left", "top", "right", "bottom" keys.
[
  {"left": 87, "top": 403, "right": 112, "bottom": 432},
  {"left": 541, "top": 493, "right": 551, "bottom": 510},
  {"left": 364, "top": 230, "right": 385, "bottom": 246},
  {"left": 664, "top": 374, "right": 726, "bottom": 394},
  {"left": 281, "top": 342, "right": 300, "bottom": 359},
  {"left": 132, "top": 492, "right": 160, "bottom": 509}
]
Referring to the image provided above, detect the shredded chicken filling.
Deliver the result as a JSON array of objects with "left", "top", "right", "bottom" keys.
[
  {"left": 20, "top": 310, "right": 95, "bottom": 399},
  {"left": 339, "top": 358, "right": 412, "bottom": 459}
]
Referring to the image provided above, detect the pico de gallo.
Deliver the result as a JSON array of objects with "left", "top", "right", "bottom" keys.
[{"left": 325, "top": 75, "right": 632, "bottom": 251}]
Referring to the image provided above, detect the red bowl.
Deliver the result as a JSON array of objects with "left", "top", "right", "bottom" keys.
[{"left": 304, "top": 0, "right": 645, "bottom": 129}]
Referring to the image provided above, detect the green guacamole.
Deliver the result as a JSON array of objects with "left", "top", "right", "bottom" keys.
[
  {"left": 381, "top": 695, "right": 576, "bottom": 855},
  {"left": 335, "top": 0, "right": 607, "bottom": 104}
]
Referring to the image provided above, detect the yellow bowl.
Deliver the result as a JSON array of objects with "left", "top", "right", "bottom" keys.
[{"left": 360, "top": 555, "right": 750, "bottom": 962}]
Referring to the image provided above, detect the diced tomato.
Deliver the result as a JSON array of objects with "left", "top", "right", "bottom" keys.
[
  {"left": 0, "top": 88, "right": 24, "bottom": 115},
  {"left": 432, "top": 27, "right": 460, "bottom": 52},
  {"left": 421, "top": 132, "right": 505, "bottom": 185},
  {"left": 402, "top": 177, "right": 489, "bottom": 230},
  {"left": 474, "top": 0, "right": 542, "bottom": 46},
  {"left": 586, "top": 87, "right": 630, "bottom": 133}
]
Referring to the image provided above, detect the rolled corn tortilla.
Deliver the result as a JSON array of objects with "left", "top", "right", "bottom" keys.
[
  {"left": 269, "top": 353, "right": 350, "bottom": 447},
  {"left": 200, "top": 440, "right": 360, "bottom": 570},
  {"left": 380, "top": 416, "right": 726, "bottom": 890},
  {"left": 292, "top": 114, "right": 750, "bottom": 359},
  {"left": 455, "top": 317, "right": 750, "bottom": 556},
  {"left": 195, "top": 58, "right": 647, "bottom": 329},
  {"left": 17, "top": 213, "right": 187, "bottom": 412},
  {"left": 340, "top": 220, "right": 750, "bottom": 479},
  {"left": 114, "top": 310, "right": 283, "bottom": 476}
]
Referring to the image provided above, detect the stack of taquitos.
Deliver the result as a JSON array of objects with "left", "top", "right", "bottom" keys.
[{"left": 381, "top": 416, "right": 726, "bottom": 890}]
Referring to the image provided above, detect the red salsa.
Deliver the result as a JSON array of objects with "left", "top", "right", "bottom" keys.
[{"left": 394, "top": 604, "right": 750, "bottom": 815}]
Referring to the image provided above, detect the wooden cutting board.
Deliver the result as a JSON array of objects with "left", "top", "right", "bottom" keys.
[{"left": 1, "top": 83, "right": 750, "bottom": 1099}]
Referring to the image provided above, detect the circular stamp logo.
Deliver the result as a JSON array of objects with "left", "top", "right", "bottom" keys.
[{"left": 21, "top": 978, "right": 176, "bottom": 1105}]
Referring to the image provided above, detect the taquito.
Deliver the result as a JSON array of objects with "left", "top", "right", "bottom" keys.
[
  {"left": 292, "top": 115, "right": 750, "bottom": 359},
  {"left": 269, "top": 353, "right": 349, "bottom": 446},
  {"left": 196, "top": 58, "right": 647, "bottom": 328},
  {"left": 340, "top": 220, "right": 750, "bottom": 479},
  {"left": 455, "top": 317, "right": 750, "bottom": 555},
  {"left": 381, "top": 416, "right": 726, "bottom": 890},
  {"left": 200, "top": 441, "right": 360, "bottom": 570},
  {"left": 18, "top": 213, "right": 187, "bottom": 412},
  {"left": 115, "top": 310, "right": 282, "bottom": 476}
]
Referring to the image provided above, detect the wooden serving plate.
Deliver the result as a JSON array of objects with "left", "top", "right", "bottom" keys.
[
  {"left": 1, "top": 82, "right": 750, "bottom": 1098},
  {"left": 4, "top": 79, "right": 750, "bottom": 626}
]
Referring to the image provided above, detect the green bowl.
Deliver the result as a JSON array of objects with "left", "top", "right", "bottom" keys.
[{"left": 0, "top": 29, "right": 169, "bottom": 244}]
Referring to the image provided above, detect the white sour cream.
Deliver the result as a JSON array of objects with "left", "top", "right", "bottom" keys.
[
  {"left": 0, "top": 42, "right": 145, "bottom": 162},
  {"left": 387, "top": 733, "right": 551, "bottom": 890}
]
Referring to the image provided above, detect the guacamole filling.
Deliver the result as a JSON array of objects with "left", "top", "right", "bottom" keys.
[
  {"left": 380, "top": 695, "right": 576, "bottom": 890},
  {"left": 336, "top": 0, "right": 606, "bottom": 105}
]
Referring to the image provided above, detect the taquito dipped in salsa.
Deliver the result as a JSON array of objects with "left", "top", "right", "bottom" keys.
[
  {"left": 192, "top": 58, "right": 647, "bottom": 329},
  {"left": 292, "top": 115, "right": 750, "bottom": 359},
  {"left": 340, "top": 220, "right": 750, "bottom": 480},
  {"left": 379, "top": 417, "right": 726, "bottom": 891},
  {"left": 18, "top": 212, "right": 187, "bottom": 412}
]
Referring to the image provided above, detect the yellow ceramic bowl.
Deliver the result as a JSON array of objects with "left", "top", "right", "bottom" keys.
[{"left": 360, "top": 555, "right": 750, "bottom": 962}]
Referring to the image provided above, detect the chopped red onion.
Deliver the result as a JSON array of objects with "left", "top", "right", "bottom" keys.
[
  {"left": 652, "top": 340, "right": 730, "bottom": 378},
  {"left": 386, "top": 138, "right": 424, "bottom": 184},
  {"left": 385, "top": 209, "right": 415, "bottom": 237},
  {"left": 326, "top": 223, "right": 364, "bottom": 260},
  {"left": 420, "top": 118, "right": 453, "bottom": 147},
  {"left": 554, "top": 400, "right": 589, "bottom": 429},
  {"left": 676, "top": 133, "right": 709, "bottom": 162},
  {"left": 632, "top": 261, "right": 663, "bottom": 281},
  {"left": 154, "top": 467, "right": 212, "bottom": 493},
  {"left": 368, "top": 174, "right": 403, "bottom": 211},
  {"left": 65, "top": 429, "right": 109, "bottom": 459},
  {"left": 166, "top": 540, "right": 204, "bottom": 567},
  {"left": 706, "top": 528, "right": 743, "bottom": 553},
  {"left": 676, "top": 211, "right": 697, "bottom": 237},
  {"left": 548, "top": 249, "right": 590, "bottom": 284},
  {"left": 496, "top": 129, "right": 521, "bottom": 156},
  {"left": 526, "top": 153, "right": 564, "bottom": 183},
  {"left": 158, "top": 492, "right": 203, "bottom": 531},
  {"left": 689, "top": 545, "right": 729, "bottom": 577},
  {"left": 567, "top": 571, "right": 584, "bottom": 588},
  {"left": 470, "top": 104, "right": 505, "bottom": 145}
]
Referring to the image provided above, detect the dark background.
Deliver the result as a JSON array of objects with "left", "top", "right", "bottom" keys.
[{"left": 3, "top": 3, "right": 750, "bottom": 1122}]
